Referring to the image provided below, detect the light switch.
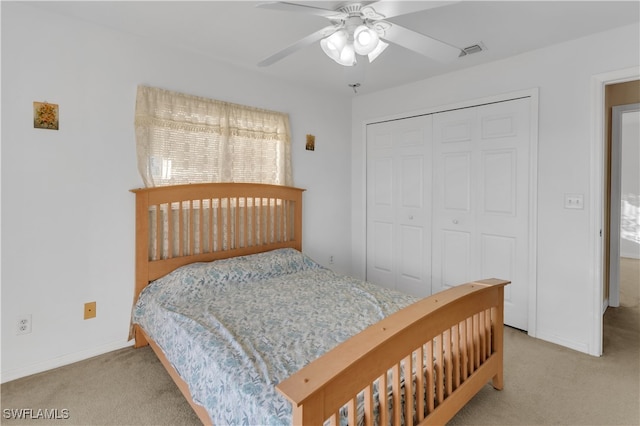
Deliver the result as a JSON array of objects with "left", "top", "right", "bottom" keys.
[{"left": 564, "top": 194, "right": 584, "bottom": 209}]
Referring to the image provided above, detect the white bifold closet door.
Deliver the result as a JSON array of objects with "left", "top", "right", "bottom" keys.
[
  {"left": 431, "top": 98, "right": 530, "bottom": 330},
  {"left": 366, "top": 97, "right": 531, "bottom": 330},
  {"left": 366, "top": 115, "right": 433, "bottom": 297}
]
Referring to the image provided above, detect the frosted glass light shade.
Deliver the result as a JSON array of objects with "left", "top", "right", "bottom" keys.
[
  {"left": 353, "top": 25, "right": 379, "bottom": 55},
  {"left": 321, "top": 30, "right": 347, "bottom": 58},
  {"left": 338, "top": 44, "right": 356, "bottom": 66},
  {"left": 322, "top": 30, "right": 357, "bottom": 66}
]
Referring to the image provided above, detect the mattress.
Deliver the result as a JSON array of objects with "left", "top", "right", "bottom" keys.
[{"left": 132, "top": 248, "right": 416, "bottom": 425}]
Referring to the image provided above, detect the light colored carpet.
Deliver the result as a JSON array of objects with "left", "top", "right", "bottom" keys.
[
  {"left": 1, "top": 345, "right": 200, "bottom": 425},
  {"left": 451, "top": 257, "right": 639, "bottom": 425},
  {"left": 2, "top": 259, "right": 638, "bottom": 425}
]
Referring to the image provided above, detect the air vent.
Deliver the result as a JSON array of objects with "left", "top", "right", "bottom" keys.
[{"left": 459, "top": 42, "right": 486, "bottom": 57}]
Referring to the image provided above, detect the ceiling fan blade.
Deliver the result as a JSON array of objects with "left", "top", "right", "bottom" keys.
[
  {"left": 258, "top": 25, "right": 339, "bottom": 67},
  {"left": 362, "top": 1, "right": 458, "bottom": 19},
  {"left": 256, "top": 2, "right": 347, "bottom": 20},
  {"left": 378, "top": 21, "right": 462, "bottom": 62}
]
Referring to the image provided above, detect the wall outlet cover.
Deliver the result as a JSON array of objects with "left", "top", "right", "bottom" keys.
[{"left": 84, "top": 302, "right": 96, "bottom": 320}]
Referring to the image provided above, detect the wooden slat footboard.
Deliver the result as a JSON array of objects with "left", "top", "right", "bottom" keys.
[{"left": 276, "top": 279, "right": 509, "bottom": 426}]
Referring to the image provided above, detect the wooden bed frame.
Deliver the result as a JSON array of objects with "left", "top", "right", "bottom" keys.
[{"left": 131, "top": 182, "right": 509, "bottom": 426}]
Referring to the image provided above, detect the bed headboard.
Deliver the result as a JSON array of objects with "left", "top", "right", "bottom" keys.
[{"left": 131, "top": 183, "right": 305, "bottom": 303}]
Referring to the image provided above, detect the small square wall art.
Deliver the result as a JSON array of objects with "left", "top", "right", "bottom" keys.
[
  {"left": 33, "top": 101, "right": 59, "bottom": 130},
  {"left": 305, "top": 134, "right": 315, "bottom": 151}
]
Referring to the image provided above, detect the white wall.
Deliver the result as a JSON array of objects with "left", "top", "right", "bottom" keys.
[
  {"left": 350, "top": 23, "right": 640, "bottom": 355},
  {"left": 1, "top": 3, "right": 352, "bottom": 382}
]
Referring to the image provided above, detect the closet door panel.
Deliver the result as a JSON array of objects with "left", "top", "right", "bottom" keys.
[
  {"left": 433, "top": 98, "right": 531, "bottom": 330},
  {"left": 366, "top": 116, "right": 432, "bottom": 296},
  {"left": 367, "top": 151, "right": 395, "bottom": 286},
  {"left": 441, "top": 229, "right": 471, "bottom": 288}
]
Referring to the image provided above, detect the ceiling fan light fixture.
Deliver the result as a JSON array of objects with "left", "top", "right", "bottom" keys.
[
  {"left": 321, "top": 29, "right": 357, "bottom": 66},
  {"left": 324, "top": 29, "right": 349, "bottom": 52},
  {"left": 320, "top": 38, "right": 339, "bottom": 61},
  {"left": 321, "top": 29, "right": 347, "bottom": 55},
  {"left": 338, "top": 43, "right": 356, "bottom": 66},
  {"left": 258, "top": 1, "right": 465, "bottom": 69},
  {"left": 353, "top": 25, "right": 379, "bottom": 55},
  {"left": 367, "top": 39, "right": 388, "bottom": 63}
]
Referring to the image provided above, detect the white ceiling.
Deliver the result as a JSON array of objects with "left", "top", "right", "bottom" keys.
[{"left": 27, "top": 1, "right": 640, "bottom": 96}]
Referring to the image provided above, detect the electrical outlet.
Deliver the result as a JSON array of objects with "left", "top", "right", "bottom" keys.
[
  {"left": 84, "top": 302, "right": 96, "bottom": 320},
  {"left": 17, "top": 314, "right": 32, "bottom": 335}
]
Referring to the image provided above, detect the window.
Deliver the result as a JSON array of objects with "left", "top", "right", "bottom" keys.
[{"left": 134, "top": 85, "right": 293, "bottom": 187}]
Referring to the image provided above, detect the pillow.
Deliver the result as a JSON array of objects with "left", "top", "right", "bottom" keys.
[
  {"left": 143, "top": 248, "right": 322, "bottom": 304},
  {"left": 215, "top": 248, "right": 320, "bottom": 283}
]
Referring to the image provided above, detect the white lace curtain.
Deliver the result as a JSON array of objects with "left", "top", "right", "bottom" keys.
[{"left": 135, "top": 85, "right": 293, "bottom": 187}]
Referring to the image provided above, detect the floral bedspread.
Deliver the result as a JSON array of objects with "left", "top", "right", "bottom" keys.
[{"left": 132, "top": 248, "right": 416, "bottom": 425}]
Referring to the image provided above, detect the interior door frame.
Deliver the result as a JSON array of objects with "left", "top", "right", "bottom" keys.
[
  {"left": 362, "top": 88, "right": 539, "bottom": 336},
  {"left": 589, "top": 67, "right": 640, "bottom": 357}
]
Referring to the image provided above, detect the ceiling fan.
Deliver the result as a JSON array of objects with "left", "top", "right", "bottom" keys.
[{"left": 256, "top": 1, "right": 463, "bottom": 67}]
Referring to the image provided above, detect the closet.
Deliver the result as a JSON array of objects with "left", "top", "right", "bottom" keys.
[{"left": 366, "top": 97, "right": 532, "bottom": 330}]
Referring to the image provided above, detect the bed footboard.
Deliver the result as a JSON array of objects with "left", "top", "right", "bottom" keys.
[{"left": 276, "top": 279, "right": 509, "bottom": 426}]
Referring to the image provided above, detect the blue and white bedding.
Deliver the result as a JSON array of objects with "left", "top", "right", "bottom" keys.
[{"left": 132, "top": 248, "right": 416, "bottom": 425}]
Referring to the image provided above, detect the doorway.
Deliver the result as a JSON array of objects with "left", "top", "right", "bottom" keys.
[
  {"left": 591, "top": 77, "right": 640, "bottom": 355},
  {"left": 604, "top": 82, "right": 640, "bottom": 311},
  {"left": 603, "top": 100, "right": 640, "bottom": 360},
  {"left": 609, "top": 103, "right": 640, "bottom": 308},
  {"left": 591, "top": 75, "right": 640, "bottom": 356}
]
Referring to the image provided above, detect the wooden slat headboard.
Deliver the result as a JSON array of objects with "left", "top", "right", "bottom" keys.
[{"left": 131, "top": 183, "right": 305, "bottom": 304}]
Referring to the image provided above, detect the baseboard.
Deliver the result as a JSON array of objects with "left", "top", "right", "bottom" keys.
[
  {"left": 535, "top": 331, "right": 590, "bottom": 355},
  {"left": 620, "top": 253, "right": 640, "bottom": 260},
  {"left": 603, "top": 298, "right": 610, "bottom": 314},
  {"left": 0, "top": 340, "right": 133, "bottom": 384}
]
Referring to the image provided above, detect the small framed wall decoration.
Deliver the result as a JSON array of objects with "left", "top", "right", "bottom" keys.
[
  {"left": 305, "top": 134, "right": 315, "bottom": 151},
  {"left": 33, "top": 101, "right": 59, "bottom": 130}
]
